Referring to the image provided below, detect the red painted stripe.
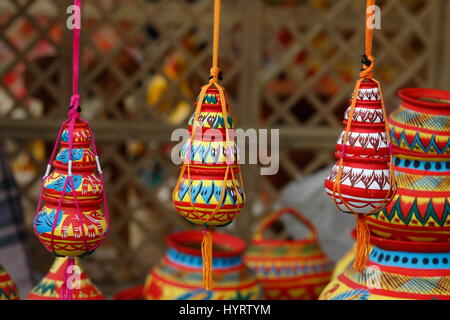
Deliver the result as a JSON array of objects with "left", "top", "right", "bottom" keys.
[
  {"left": 395, "top": 188, "right": 450, "bottom": 197},
  {"left": 368, "top": 235, "right": 450, "bottom": 252},
  {"left": 341, "top": 121, "right": 387, "bottom": 131},
  {"left": 325, "top": 181, "right": 394, "bottom": 199},
  {"left": 395, "top": 166, "right": 447, "bottom": 176},
  {"left": 0, "top": 275, "right": 11, "bottom": 282},
  {"left": 367, "top": 261, "right": 450, "bottom": 276},
  {"left": 391, "top": 146, "right": 449, "bottom": 160}
]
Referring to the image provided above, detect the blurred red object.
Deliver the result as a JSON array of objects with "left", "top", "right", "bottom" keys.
[{"left": 113, "top": 285, "right": 145, "bottom": 300}]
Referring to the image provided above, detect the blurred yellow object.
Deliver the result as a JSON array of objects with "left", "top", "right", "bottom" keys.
[
  {"left": 311, "top": 0, "right": 327, "bottom": 9},
  {"left": 29, "top": 140, "right": 46, "bottom": 162},
  {"left": 146, "top": 52, "right": 193, "bottom": 125},
  {"left": 146, "top": 74, "right": 168, "bottom": 113},
  {"left": 167, "top": 101, "right": 191, "bottom": 125}
]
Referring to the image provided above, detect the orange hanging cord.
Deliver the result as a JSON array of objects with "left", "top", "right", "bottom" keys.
[
  {"left": 172, "top": 0, "right": 244, "bottom": 291},
  {"left": 331, "top": 0, "right": 396, "bottom": 273}
]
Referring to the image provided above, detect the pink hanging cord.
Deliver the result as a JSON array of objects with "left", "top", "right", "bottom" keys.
[
  {"left": 60, "top": 257, "right": 76, "bottom": 300},
  {"left": 59, "top": 0, "right": 85, "bottom": 301},
  {"left": 70, "top": 0, "right": 81, "bottom": 114},
  {"left": 338, "top": 144, "right": 347, "bottom": 159}
]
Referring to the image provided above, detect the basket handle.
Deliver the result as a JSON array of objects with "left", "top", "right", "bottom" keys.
[{"left": 253, "top": 207, "right": 317, "bottom": 242}]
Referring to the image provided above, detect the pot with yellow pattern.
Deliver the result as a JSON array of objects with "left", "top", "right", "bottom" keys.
[
  {"left": 173, "top": 165, "right": 245, "bottom": 227},
  {"left": 34, "top": 196, "right": 107, "bottom": 256}
]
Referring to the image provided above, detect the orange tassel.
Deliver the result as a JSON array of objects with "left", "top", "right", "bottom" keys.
[
  {"left": 201, "top": 230, "right": 213, "bottom": 290},
  {"left": 353, "top": 214, "right": 371, "bottom": 273}
]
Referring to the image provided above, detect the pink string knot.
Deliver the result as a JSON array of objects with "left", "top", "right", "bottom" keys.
[
  {"left": 226, "top": 145, "right": 232, "bottom": 164},
  {"left": 339, "top": 145, "right": 347, "bottom": 159},
  {"left": 60, "top": 257, "right": 75, "bottom": 300},
  {"left": 68, "top": 94, "right": 80, "bottom": 119}
]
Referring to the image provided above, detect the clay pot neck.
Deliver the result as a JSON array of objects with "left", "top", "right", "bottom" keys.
[
  {"left": 52, "top": 161, "right": 97, "bottom": 172},
  {"left": 399, "top": 88, "right": 450, "bottom": 116},
  {"left": 167, "top": 231, "right": 245, "bottom": 258}
]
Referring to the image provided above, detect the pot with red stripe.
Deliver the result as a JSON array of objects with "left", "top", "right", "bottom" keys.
[{"left": 324, "top": 158, "right": 393, "bottom": 214}]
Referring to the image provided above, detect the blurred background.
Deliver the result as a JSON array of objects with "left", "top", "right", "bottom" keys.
[{"left": 0, "top": 0, "right": 449, "bottom": 297}]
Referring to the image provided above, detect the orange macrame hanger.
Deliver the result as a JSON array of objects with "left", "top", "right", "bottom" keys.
[
  {"left": 331, "top": 0, "right": 396, "bottom": 273},
  {"left": 171, "top": 0, "right": 243, "bottom": 291}
]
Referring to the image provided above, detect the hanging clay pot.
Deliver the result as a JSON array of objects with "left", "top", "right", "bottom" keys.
[
  {"left": 173, "top": 86, "right": 245, "bottom": 227},
  {"left": 324, "top": 79, "right": 394, "bottom": 215},
  {"left": 320, "top": 87, "right": 450, "bottom": 300},
  {"left": 34, "top": 116, "right": 109, "bottom": 258}
]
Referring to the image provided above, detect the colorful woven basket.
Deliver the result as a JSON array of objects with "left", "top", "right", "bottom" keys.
[
  {"left": 143, "top": 230, "right": 261, "bottom": 300},
  {"left": 245, "top": 208, "right": 334, "bottom": 300}
]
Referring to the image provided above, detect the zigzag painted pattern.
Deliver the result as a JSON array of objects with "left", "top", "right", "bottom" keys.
[
  {"left": 197, "top": 93, "right": 220, "bottom": 105},
  {"left": 376, "top": 195, "right": 450, "bottom": 227},
  {"left": 30, "top": 279, "right": 100, "bottom": 299},
  {"left": 390, "top": 127, "right": 450, "bottom": 155},
  {"left": 181, "top": 140, "right": 238, "bottom": 164},
  {"left": 188, "top": 112, "right": 234, "bottom": 129},
  {"left": 177, "top": 209, "right": 241, "bottom": 226},
  {"left": 0, "top": 284, "right": 18, "bottom": 300},
  {"left": 175, "top": 180, "right": 245, "bottom": 206}
]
